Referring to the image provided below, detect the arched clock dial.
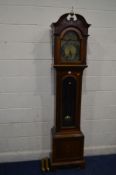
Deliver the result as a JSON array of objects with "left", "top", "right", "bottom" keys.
[
  {"left": 51, "top": 12, "right": 90, "bottom": 169},
  {"left": 61, "top": 31, "right": 80, "bottom": 62}
]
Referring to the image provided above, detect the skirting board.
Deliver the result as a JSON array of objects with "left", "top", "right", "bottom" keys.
[
  {"left": 0, "top": 150, "right": 49, "bottom": 163},
  {"left": 84, "top": 145, "right": 116, "bottom": 156},
  {"left": 0, "top": 145, "right": 116, "bottom": 163}
]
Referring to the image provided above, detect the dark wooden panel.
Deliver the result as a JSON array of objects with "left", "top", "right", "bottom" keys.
[
  {"left": 54, "top": 138, "right": 83, "bottom": 161},
  {"left": 52, "top": 132, "right": 84, "bottom": 163}
]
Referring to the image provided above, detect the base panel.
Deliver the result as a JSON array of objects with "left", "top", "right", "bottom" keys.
[
  {"left": 51, "top": 128, "right": 85, "bottom": 169},
  {"left": 51, "top": 157, "right": 85, "bottom": 169}
]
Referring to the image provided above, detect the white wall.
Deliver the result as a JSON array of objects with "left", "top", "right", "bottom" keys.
[{"left": 0, "top": 0, "right": 116, "bottom": 162}]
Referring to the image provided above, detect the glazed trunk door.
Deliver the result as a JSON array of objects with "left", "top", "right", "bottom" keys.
[{"left": 62, "top": 76, "right": 76, "bottom": 127}]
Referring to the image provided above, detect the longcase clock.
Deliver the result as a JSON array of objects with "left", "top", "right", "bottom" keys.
[{"left": 51, "top": 12, "right": 90, "bottom": 169}]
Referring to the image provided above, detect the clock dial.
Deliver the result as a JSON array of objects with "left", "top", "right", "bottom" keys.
[{"left": 61, "top": 31, "right": 80, "bottom": 62}]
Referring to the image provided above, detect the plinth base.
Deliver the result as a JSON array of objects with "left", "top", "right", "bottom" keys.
[{"left": 51, "top": 128, "right": 85, "bottom": 169}]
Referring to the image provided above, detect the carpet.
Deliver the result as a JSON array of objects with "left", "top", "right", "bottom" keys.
[{"left": 0, "top": 154, "right": 116, "bottom": 175}]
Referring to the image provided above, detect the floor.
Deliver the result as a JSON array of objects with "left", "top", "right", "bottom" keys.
[{"left": 0, "top": 154, "right": 116, "bottom": 175}]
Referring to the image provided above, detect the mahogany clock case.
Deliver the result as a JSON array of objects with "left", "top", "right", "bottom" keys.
[{"left": 51, "top": 13, "right": 90, "bottom": 168}]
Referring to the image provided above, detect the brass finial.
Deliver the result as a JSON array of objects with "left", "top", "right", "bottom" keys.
[
  {"left": 67, "top": 6, "right": 77, "bottom": 21},
  {"left": 70, "top": 6, "right": 74, "bottom": 15}
]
